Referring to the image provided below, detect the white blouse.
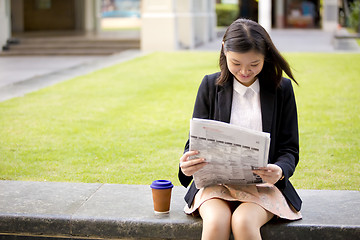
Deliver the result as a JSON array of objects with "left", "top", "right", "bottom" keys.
[{"left": 230, "top": 78, "right": 262, "bottom": 132}]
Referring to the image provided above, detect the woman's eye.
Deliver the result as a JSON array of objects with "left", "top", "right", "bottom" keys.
[{"left": 251, "top": 64, "right": 259, "bottom": 67}]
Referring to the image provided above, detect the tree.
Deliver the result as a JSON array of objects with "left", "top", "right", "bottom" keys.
[{"left": 348, "top": 0, "right": 360, "bottom": 32}]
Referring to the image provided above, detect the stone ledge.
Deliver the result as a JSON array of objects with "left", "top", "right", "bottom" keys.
[
  {"left": 0, "top": 181, "right": 359, "bottom": 240},
  {"left": 333, "top": 29, "right": 360, "bottom": 50}
]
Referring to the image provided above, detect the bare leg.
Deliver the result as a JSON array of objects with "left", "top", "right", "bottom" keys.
[
  {"left": 198, "top": 198, "right": 232, "bottom": 240},
  {"left": 231, "top": 202, "right": 274, "bottom": 240}
]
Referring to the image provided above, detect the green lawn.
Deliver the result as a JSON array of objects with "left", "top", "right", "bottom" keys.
[{"left": 0, "top": 52, "right": 359, "bottom": 190}]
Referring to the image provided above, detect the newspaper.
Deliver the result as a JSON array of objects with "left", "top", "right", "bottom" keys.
[{"left": 189, "top": 118, "right": 271, "bottom": 189}]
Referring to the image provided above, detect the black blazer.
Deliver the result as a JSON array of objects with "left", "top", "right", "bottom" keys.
[{"left": 178, "top": 72, "right": 302, "bottom": 212}]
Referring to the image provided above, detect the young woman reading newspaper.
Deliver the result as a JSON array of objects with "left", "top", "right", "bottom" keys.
[{"left": 178, "top": 19, "right": 302, "bottom": 240}]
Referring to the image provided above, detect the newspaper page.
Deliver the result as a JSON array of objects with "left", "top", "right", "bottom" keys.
[{"left": 189, "top": 118, "right": 271, "bottom": 189}]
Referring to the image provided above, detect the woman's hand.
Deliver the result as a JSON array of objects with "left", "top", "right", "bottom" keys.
[
  {"left": 252, "top": 164, "right": 283, "bottom": 185},
  {"left": 180, "top": 151, "right": 208, "bottom": 177}
]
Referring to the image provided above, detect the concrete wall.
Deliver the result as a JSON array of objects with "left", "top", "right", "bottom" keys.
[{"left": 0, "top": 0, "right": 11, "bottom": 52}]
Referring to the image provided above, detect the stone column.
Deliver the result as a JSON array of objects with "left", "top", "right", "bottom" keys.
[
  {"left": 258, "top": 0, "right": 272, "bottom": 32},
  {"left": 201, "top": 0, "right": 217, "bottom": 44},
  {"left": 84, "top": 0, "right": 101, "bottom": 33},
  {"left": 275, "top": 0, "right": 285, "bottom": 28},
  {"left": 93, "top": 0, "right": 101, "bottom": 34},
  {"left": 141, "top": 0, "right": 216, "bottom": 51},
  {"left": 176, "top": 0, "right": 195, "bottom": 49},
  {"left": 322, "top": 0, "right": 338, "bottom": 31},
  {"left": 141, "top": 0, "right": 178, "bottom": 51},
  {"left": 0, "top": 0, "right": 11, "bottom": 52},
  {"left": 177, "top": 0, "right": 216, "bottom": 49}
]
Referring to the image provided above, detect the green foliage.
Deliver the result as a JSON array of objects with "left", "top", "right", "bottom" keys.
[
  {"left": 0, "top": 52, "right": 359, "bottom": 190},
  {"left": 348, "top": 0, "right": 360, "bottom": 32},
  {"left": 216, "top": 4, "right": 239, "bottom": 26}
]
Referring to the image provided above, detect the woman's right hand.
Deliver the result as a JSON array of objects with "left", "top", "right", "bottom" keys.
[{"left": 179, "top": 150, "right": 208, "bottom": 177}]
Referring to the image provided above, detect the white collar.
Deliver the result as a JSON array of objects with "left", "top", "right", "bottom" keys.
[{"left": 233, "top": 78, "right": 260, "bottom": 96}]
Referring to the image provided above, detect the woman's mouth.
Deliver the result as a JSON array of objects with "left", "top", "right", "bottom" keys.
[{"left": 239, "top": 74, "right": 252, "bottom": 79}]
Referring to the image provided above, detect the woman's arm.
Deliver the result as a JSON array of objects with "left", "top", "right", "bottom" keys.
[
  {"left": 274, "top": 79, "right": 299, "bottom": 189},
  {"left": 178, "top": 75, "right": 212, "bottom": 187}
]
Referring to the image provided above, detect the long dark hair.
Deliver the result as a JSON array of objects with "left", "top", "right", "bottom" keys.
[{"left": 218, "top": 19, "right": 297, "bottom": 88}]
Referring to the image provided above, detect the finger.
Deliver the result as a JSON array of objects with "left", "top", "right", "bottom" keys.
[
  {"left": 180, "top": 157, "right": 206, "bottom": 168},
  {"left": 180, "top": 151, "right": 199, "bottom": 162},
  {"left": 182, "top": 162, "right": 208, "bottom": 176},
  {"left": 257, "top": 171, "right": 277, "bottom": 179},
  {"left": 253, "top": 170, "right": 281, "bottom": 184},
  {"left": 252, "top": 169, "right": 270, "bottom": 176}
]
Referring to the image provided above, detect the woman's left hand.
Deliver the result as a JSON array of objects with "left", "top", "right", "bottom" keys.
[{"left": 252, "top": 164, "right": 283, "bottom": 185}]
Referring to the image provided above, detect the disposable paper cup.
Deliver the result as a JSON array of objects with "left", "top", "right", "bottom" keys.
[{"left": 150, "top": 180, "right": 173, "bottom": 214}]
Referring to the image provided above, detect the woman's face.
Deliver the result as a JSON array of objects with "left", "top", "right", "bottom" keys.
[{"left": 225, "top": 50, "right": 265, "bottom": 87}]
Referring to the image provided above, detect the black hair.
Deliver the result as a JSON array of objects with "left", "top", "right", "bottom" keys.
[{"left": 217, "top": 18, "right": 297, "bottom": 88}]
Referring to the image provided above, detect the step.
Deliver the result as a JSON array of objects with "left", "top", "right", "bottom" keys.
[
  {"left": 3, "top": 36, "right": 140, "bottom": 56},
  {"left": 0, "top": 49, "right": 131, "bottom": 56}
]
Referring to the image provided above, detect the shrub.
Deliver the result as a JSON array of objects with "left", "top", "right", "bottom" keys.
[
  {"left": 348, "top": 0, "right": 360, "bottom": 32},
  {"left": 216, "top": 4, "right": 239, "bottom": 27}
]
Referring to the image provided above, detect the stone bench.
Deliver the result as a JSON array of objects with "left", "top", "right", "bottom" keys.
[
  {"left": 0, "top": 180, "right": 359, "bottom": 240},
  {"left": 334, "top": 33, "right": 360, "bottom": 39},
  {"left": 333, "top": 30, "right": 360, "bottom": 50}
]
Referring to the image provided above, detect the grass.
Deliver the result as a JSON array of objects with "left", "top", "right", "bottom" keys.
[
  {"left": 0, "top": 52, "right": 359, "bottom": 190},
  {"left": 286, "top": 53, "right": 360, "bottom": 190}
]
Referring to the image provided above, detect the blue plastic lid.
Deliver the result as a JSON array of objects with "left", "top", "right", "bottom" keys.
[{"left": 150, "top": 180, "right": 174, "bottom": 189}]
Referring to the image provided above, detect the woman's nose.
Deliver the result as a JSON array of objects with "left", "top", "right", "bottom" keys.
[{"left": 239, "top": 67, "right": 249, "bottom": 74}]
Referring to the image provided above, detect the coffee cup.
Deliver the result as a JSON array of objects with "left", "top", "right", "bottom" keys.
[{"left": 150, "top": 180, "right": 173, "bottom": 214}]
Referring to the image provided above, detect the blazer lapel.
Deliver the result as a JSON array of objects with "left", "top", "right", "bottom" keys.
[
  {"left": 217, "top": 79, "right": 233, "bottom": 123},
  {"left": 260, "top": 83, "right": 275, "bottom": 133}
]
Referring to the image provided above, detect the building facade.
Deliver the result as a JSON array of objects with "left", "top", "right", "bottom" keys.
[
  {"left": 0, "top": 0, "right": 101, "bottom": 52},
  {"left": 251, "top": 0, "right": 338, "bottom": 31},
  {"left": 0, "top": 0, "right": 341, "bottom": 53}
]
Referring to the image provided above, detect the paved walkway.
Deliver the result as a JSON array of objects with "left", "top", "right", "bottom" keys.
[
  {"left": 0, "top": 50, "right": 143, "bottom": 102},
  {"left": 0, "top": 29, "right": 359, "bottom": 102}
]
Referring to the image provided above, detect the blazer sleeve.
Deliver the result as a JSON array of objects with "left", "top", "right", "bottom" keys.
[
  {"left": 273, "top": 79, "right": 299, "bottom": 190},
  {"left": 178, "top": 74, "right": 213, "bottom": 188}
]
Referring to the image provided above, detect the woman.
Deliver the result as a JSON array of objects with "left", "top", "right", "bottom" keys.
[{"left": 178, "top": 19, "right": 302, "bottom": 240}]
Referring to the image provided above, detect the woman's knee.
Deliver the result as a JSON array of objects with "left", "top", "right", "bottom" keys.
[
  {"left": 232, "top": 211, "right": 256, "bottom": 232},
  {"left": 231, "top": 203, "right": 273, "bottom": 239},
  {"left": 200, "top": 199, "right": 231, "bottom": 223},
  {"left": 199, "top": 199, "right": 232, "bottom": 237}
]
